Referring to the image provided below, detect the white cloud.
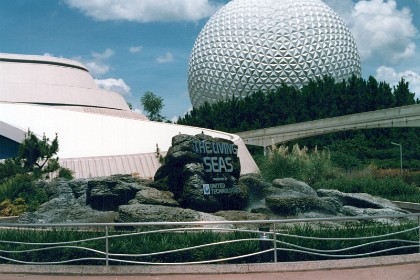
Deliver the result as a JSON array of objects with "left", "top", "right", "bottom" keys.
[
  {"left": 129, "top": 46, "right": 143, "bottom": 53},
  {"left": 73, "top": 48, "right": 114, "bottom": 77},
  {"left": 322, "top": 0, "right": 354, "bottom": 22},
  {"left": 375, "top": 66, "right": 420, "bottom": 100},
  {"left": 95, "top": 78, "right": 131, "bottom": 96},
  {"left": 326, "top": 0, "right": 418, "bottom": 64},
  {"left": 133, "top": 108, "right": 144, "bottom": 115},
  {"left": 64, "top": 0, "right": 222, "bottom": 22},
  {"left": 156, "top": 52, "right": 174, "bottom": 64}
]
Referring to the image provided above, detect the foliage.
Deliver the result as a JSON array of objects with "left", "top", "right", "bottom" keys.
[
  {"left": 177, "top": 75, "right": 420, "bottom": 169},
  {"left": 256, "top": 144, "right": 420, "bottom": 202},
  {"left": 15, "top": 130, "right": 60, "bottom": 178},
  {"left": 0, "top": 130, "right": 70, "bottom": 216},
  {"left": 277, "top": 222, "right": 418, "bottom": 262},
  {"left": 0, "top": 221, "right": 416, "bottom": 264},
  {"left": 0, "top": 198, "right": 28, "bottom": 216},
  {"left": 57, "top": 168, "right": 74, "bottom": 180},
  {"left": 141, "top": 91, "right": 165, "bottom": 121},
  {"left": 256, "top": 144, "right": 338, "bottom": 185},
  {"left": 0, "top": 174, "right": 48, "bottom": 212},
  {"left": 178, "top": 75, "right": 416, "bottom": 132}
]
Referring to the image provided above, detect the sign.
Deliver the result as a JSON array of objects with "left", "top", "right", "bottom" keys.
[{"left": 192, "top": 139, "right": 240, "bottom": 195}]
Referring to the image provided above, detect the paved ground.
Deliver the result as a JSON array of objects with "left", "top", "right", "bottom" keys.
[{"left": 0, "top": 262, "right": 419, "bottom": 280}]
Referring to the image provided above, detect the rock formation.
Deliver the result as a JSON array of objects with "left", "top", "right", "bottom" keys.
[
  {"left": 16, "top": 134, "right": 410, "bottom": 226},
  {"left": 154, "top": 133, "right": 247, "bottom": 212}
]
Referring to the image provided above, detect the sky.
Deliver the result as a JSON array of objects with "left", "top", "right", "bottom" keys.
[{"left": 0, "top": 0, "right": 419, "bottom": 121}]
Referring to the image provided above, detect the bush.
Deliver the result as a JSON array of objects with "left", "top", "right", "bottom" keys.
[
  {"left": 0, "top": 174, "right": 48, "bottom": 213},
  {"left": 330, "top": 152, "right": 362, "bottom": 171},
  {"left": 58, "top": 168, "right": 74, "bottom": 180},
  {"left": 0, "top": 198, "right": 28, "bottom": 216},
  {"left": 0, "top": 130, "right": 65, "bottom": 216},
  {"left": 257, "top": 145, "right": 338, "bottom": 184}
]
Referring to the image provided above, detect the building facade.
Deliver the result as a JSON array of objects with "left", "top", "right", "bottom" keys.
[{"left": 0, "top": 53, "right": 259, "bottom": 178}]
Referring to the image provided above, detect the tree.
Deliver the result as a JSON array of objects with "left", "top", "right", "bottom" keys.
[
  {"left": 141, "top": 91, "right": 165, "bottom": 121},
  {"left": 17, "top": 130, "right": 60, "bottom": 177}
]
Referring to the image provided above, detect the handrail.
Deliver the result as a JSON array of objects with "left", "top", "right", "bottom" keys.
[{"left": 0, "top": 213, "right": 418, "bottom": 266}]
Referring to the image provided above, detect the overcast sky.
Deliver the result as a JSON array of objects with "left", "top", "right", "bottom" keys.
[{"left": 0, "top": 0, "right": 419, "bottom": 121}]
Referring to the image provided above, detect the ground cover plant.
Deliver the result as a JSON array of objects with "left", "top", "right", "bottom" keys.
[
  {"left": 0, "top": 131, "right": 73, "bottom": 216},
  {"left": 0, "top": 221, "right": 417, "bottom": 265}
]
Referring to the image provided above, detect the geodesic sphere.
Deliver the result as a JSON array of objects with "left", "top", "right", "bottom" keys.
[{"left": 188, "top": 0, "right": 361, "bottom": 108}]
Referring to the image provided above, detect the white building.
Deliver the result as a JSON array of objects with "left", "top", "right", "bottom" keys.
[{"left": 0, "top": 53, "right": 259, "bottom": 178}]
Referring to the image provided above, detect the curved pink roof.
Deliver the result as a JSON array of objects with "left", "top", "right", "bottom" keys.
[{"left": 0, "top": 53, "right": 130, "bottom": 110}]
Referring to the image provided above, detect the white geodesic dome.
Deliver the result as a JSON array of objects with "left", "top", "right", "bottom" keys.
[{"left": 188, "top": 0, "right": 361, "bottom": 108}]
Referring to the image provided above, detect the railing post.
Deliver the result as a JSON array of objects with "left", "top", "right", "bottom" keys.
[
  {"left": 273, "top": 223, "right": 277, "bottom": 262},
  {"left": 418, "top": 215, "right": 420, "bottom": 254},
  {"left": 259, "top": 225, "right": 271, "bottom": 262},
  {"left": 105, "top": 225, "right": 109, "bottom": 266}
]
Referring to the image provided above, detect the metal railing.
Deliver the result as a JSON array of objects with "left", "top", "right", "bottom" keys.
[{"left": 0, "top": 213, "right": 419, "bottom": 265}]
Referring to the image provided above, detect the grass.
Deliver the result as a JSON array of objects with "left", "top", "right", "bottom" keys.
[{"left": 0, "top": 221, "right": 417, "bottom": 265}]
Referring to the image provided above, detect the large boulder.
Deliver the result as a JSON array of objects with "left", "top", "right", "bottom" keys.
[
  {"left": 86, "top": 175, "right": 150, "bottom": 211},
  {"left": 316, "top": 189, "right": 408, "bottom": 213},
  {"left": 130, "top": 187, "right": 179, "bottom": 207},
  {"left": 18, "top": 179, "right": 116, "bottom": 224},
  {"left": 213, "top": 210, "right": 268, "bottom": 221},
  {"left": 341, "top": 205, "right": 408, "bottom": 218},
  {"left": 266, "top": 196, "right": 339, "bottom": 215},
  {"left": 115, "top": 204, "right": 229, "bottom": 228},
  {"left": 272, "top": 178, "right": 318, "bottom": 197},
  {"left": 239, "top": 173, "right": 275, "bottom": 211},
  {"left": 154, "top": 133, "right": 248, "bottom": 212}
]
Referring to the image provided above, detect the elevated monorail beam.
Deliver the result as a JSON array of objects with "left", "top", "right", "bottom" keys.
[{"left": 236, "top": 104, "right": 420, "bottom": 148}]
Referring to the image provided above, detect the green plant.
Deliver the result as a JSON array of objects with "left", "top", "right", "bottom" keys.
[
  {"left": 0, "top": 198, "right": 28, "bottom": 216},
  {"left": 257, "top": 144, "right": 338, "bottom": 184},
  {"left": 58, "top": 167, "right": 74, "bottom": 180},
  {"left": 0, "top": 174, "right": 48, "bottom": 213},
  {"left": 0, "top": 221, "right": 416, "bottom": 265},
  {"left": 17, "top": 130, "right": 60, "bottom": 178},
  {"left": 141, "top": 91, "right": 165, "bottom": 122}
]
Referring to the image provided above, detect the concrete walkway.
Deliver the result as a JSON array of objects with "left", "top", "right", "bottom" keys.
[
  {"left": 0, "top": 263, "right": 419, "bottom": 280},
  {"left": 0, "top": 254, "right": 419, "bottom": 280}
]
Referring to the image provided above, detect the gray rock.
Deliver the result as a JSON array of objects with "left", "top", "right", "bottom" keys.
[
  {"left": 341, "top": 206, "right": 408, "bottom": 224},
  {"left": 116, "top": 204, "right": 230, "bottom": 228},
  {"left": 239, "top": 173, "right": 273, "bottom": 211},
  {"left": 18, "top": 179, "right": 116, "bottom": 224},
  {"left": 18, "top": 197, "right": 116, "bottom": 224},
  {"left": 131, "top": 187, "right": 178, "bottom": 207},
  {"left": 316, "top": 189, "right": 407, "bottom": 212},
  {"left": 86, "top": 176, "right": 149, "bottom": 211},
  {"left": 213, "top": 210, "right": 268, "bottom": 221},
  {"left": 154, "top": 133, "right": 246, "bottom": 212},
  {"left": 266, "top": 195, "right": 338, "bottom": 215},
  {"left": 272, "top": 178, "right": 318, "bottom": 197}
]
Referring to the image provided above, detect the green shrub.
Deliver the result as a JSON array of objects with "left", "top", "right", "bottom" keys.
[
  {"left": 330, "top": 151, "right": 362, "bottom": 171},
  {"left": 0, "top": 198, "right": 28, "bottom": 216},
  {"left": 0, "top": 158, "right": 23, "bottom": 184},
  {"left": 58, "top": 167, "right": 74, "bottom": 180},
  {"left": 0, "top": 174, "right": 48, "bottom": 215},
  {"left": 257, "top": 145, "right": 339, "bottom": 184}
]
